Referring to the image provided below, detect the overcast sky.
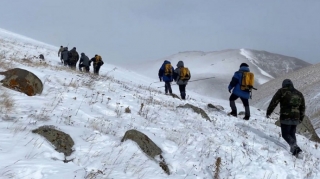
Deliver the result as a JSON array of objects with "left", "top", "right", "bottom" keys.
[{"left": 0, "top": 0, "right": 319, "bottom": 65}]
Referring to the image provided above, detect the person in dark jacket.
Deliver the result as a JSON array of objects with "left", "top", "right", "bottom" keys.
[
  {"left": 158, "top": 60, "right": 174, "bottom": 95},
  {"left": 69, "top": 47, "right": 79, "bottom": 69},
  {"left": 173, "top": 61, "right": 191, "bottom": 100},
  {"left": 228, "top": 63, "right": 251, "bottom": 120},
  {"left": 78, "top": 53, "right": 91, "bottom": 72},
  {"left": 90, "top": 54, "right": 104, "bottom": 75},
  {"left": 266, "top": 79, "right": 305, "bottom": 156},
  {"left": 61, "top": 47, "right": 69, "bottom": 66}
]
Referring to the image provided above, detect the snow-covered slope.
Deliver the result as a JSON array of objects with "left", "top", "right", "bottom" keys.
[
  {"left": 1, "top": 28, "right": 320, "bottom": 179},
  {"left": 123, "top": 49, "right": 310, "bottom": 100},
  {"left": 251, "top": 63, "right": 320, "bottom": 133}
]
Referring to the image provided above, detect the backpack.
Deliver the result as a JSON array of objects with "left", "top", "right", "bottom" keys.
[
  {"left": 180, "top": 67, "right": 190, "bottom": 81},
  {"left": 95, "top": 55, "right": 103, "bottom": 65},
  {"left": 164, "top": 63, "right": 172, "bottom": 76},
  {"left": 241, "top": 72, "right": 254, "bottom": 91}
]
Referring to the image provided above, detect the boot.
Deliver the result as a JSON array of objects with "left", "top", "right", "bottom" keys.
[
  {"left": 228, "top": 111, "right": 237, "bottom": 117},
  {"left": 229, "top": 100, "right": 237, "bottom": 117},
  {"left": 181, "top": 92, "right": 186, "bottom": 100},
  {"left": 290, "top": 145, "right": 302, "bottom": 156},
  {"left": 243, "top": 116, "right": 250, "bottom": 120},
  {"left": 243, "top": 106, "right": 250, "bottom": 120}
]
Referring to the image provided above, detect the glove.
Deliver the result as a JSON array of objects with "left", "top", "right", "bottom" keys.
[
  {"left": 228, "top": 89, "right": 231, "bottom": 93},
  {"left": 266, "top": 114, "right": 270, "bottom": 118},
  {"left": 160, "top": 78, "right": 162, "bottom": 82},
  {"left": 299, "top": 116, "right": 304, "bottom": 123}
]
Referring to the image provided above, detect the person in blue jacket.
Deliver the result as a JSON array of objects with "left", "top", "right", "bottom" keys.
[
  {"left": 158, "top": 60, "right": 174, "bottom": 94},
  {"left": 228, "top": 63, "right": 251, "bottom": 120}
]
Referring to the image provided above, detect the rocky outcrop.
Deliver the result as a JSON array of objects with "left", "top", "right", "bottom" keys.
[
  {"left": 177, "top": 103, "right": 211, "bottom": 122},
  {"left": 121, "top": 129, "right": 170, "bottom": 175},
  {"left": 32, "top": 126, "right": 74, "bottom": 156},
  {"left": 207, "top": 103, "right": 224, "bottom": 111},
  {"left": 0, "top": 68, "right": 43, "bottom": 96}
]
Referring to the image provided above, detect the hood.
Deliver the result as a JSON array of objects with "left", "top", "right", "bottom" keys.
[
  {"left": 282, "top": 79, "right": 294, "bottom": 88},
  {"left": 177, "top": 61, "right": 184, "bottom": 68},
  {"left": 239, "top": 66, "right": 250, "bottom": 72},
  {"left": 163, "top": 60, "right": 171, "bottom": 65}
]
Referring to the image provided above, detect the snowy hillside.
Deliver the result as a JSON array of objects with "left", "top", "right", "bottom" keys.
[
  {"left": 1, "top": 28, "right": 320, "bottom": 179},
  {"left": 123, "top": 49, "right": 310, "bottom": 100},
  {"left": 251, "top": 63, "right": 320, "bottom": 134}
]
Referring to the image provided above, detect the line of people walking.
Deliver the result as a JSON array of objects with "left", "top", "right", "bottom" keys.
[
  {"left": 159, "top": 60, "right": 305, "bottom": 157},
  {"left": 158, "top": 60, "right": 191, "bottom": 100},
  {"left": 58, "top": 46, "right": 104, "bottom": 75},
  {"left": 227, "top": 63, "right": 305, "bottom": 157}
]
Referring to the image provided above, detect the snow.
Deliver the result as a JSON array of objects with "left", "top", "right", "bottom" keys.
[
  {"left": 1, "top": 29, "right": 320, "bottom": 179},
  {"left": 240, "top": 49, "right": 274, "bottom": 82}
]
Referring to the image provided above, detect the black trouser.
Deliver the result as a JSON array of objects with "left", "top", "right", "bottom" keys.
[
  {"left": 94, "top": 65, "right": 101, "bottom": 75},
  {"left": 79, "top": 64, "right": 90, "bottom": 72},
  {"left": 229, "top": 93, "right": 250, "bottom": 117},
  {"left": 179, "top": 84, "right": 186, "bottom": 99},
  {"left": 280, "top": 123, "right": 297, "bottom": 147},
  {"left": 164, "top": 82, "right": 172, "bottom": 94},
  {"left": 63, "top": 59, "right": 69, "bottom": 66}
]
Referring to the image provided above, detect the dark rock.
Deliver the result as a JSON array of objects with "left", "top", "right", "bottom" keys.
[
  {"left": 121, "top": 129, "right": 162, "bottom": 158},
  {"left": 32, "top": 126, "right": 74, "bottom": 156},
  {"left": 177, "top": 103, "right": 211, "bottom": 122},
  {"left": 0, "top": 68, "right": 43, "bottom": 96},
  {"left": 121, "top": 129, "right": 170, "bottom": 175},
  {"left": 207, "top": 103, "right": 224, "bottom": 111}
]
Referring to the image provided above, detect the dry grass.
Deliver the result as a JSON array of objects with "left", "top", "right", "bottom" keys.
[
  {"left": 214, "top": 157, "right": 221, "bottom": 179},
  {"left": 0, "top": 92, "right": 15, "bottom": 113}
]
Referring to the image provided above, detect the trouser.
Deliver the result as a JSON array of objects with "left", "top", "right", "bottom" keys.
[
  {"left": 79, "top": 64, "right": 90, "bottom": 72},
  {"left": 164, "top": 82, "right": 172, "bottom": 94},
  {"left": 94, "top": 65, "right": 101, "bottom": 75},
  {"left": 63, "top": 59, "right": 69, "bottom": 66},
  {"left": 69, "top": 60, "right": 77, "bottom": 70},
  {"left": 179, "top": 84, "right": 186, "bottom": 99},
  {"left": 229, "top": 93, "right": 250, "bottom": 117},
  {"left": 280, "top": 123, "right": 297, "bottom": 147}
]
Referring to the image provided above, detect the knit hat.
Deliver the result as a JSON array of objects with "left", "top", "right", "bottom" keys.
[
  {"left": 240, "top": 63, "right": 249, "bottom": 67},
  {"left": 282, "top": 79, "right": 294, "bottom": 88}
]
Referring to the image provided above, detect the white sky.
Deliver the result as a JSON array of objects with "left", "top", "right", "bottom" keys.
[
  {"left": 0, "top": 0, "right": 320, "bottom": 65},
  {"left": 1, "top": 24, "right": 320, "bottom": 179}
]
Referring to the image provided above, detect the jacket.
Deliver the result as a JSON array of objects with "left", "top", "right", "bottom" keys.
[
  {"left": 266, "top": 85, "right": 305, "bottom": 125},
  {"left": 228, "top": 66, "right": 251, "bottom": 99},
  {"left": 69, "top": 48, "right": 79, "bottom": 63},
  {"left": 61, "top": 47, "right": 69, "bottom": 61},
  {"left": 173, "top": 61, "right": 190, "bottom": 85},
  {"left": 79, "top": 53, "right": 90, "bottom": 66},
  {"left": 158, "top": 60, "right": 174, "bottom": 82}
]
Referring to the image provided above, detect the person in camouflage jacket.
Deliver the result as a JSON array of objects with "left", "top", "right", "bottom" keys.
[
  {"left": 266, "top": 79, "right": 305, "bottom": 156},
  {"left": 68, "top": 47, "right": 79, "bottom": 70}
]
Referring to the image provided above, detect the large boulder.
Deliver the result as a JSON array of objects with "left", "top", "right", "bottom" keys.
[
  {"left": 0, "top": 68, "right": 43, "bottom": 96},
  {"left": 121, "top": 129, "right": 162, "bottom": 158},
  {"left": 32, "top": 126, "right": 74, "bottom": 156},
  {"left": 121, "top": 129, "right": 170, "bottom": 174}
]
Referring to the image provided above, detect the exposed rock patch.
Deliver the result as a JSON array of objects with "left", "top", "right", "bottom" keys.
[
  {"left": 121, "top": 129, "right": 170, "bottom": 175},
  {"left": 32, "top": 125, "right": 74, "bottom": 157},
  {"left": 177, "top": 103, "right": 211, "bottom": 122},
  {"left": 0, "top": 68, "right": 43, "bottom": 96},
  {"left": 207, "top": 103, "right": 224, "bottom": 111}
]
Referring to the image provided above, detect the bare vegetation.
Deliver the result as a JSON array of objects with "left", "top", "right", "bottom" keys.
[{"left": 0, "top": 92, "right": 15, "bottom": 113}]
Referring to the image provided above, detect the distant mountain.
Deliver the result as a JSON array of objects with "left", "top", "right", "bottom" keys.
[
  {"left": 251, "top": 63, "right": 320, "bottom": 132},
  {"left": 123, "top": 49, "right": 310, "bottom": 100}
]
